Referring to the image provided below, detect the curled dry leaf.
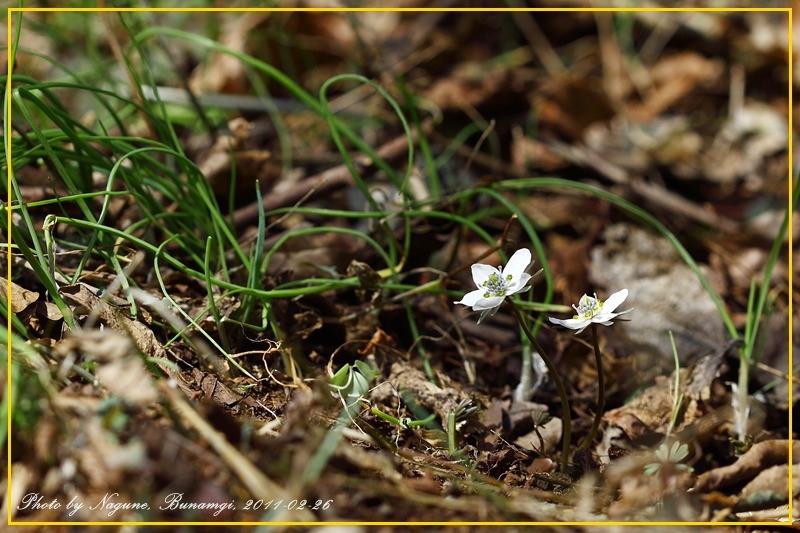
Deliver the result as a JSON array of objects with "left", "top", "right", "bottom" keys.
[
  {"left": 2, "top": 275, "right": 39, "bottom": 313},
  {"left": 694, "top": 439, "right": 799, "bottom": 494},
  {"left": 58, "top": 283, "right": 168, "bottom": 363},
  {"left": 732, "top": 464, "right": 800, "bottom": 514},
  {"left": 601, "top": 373, "right": 692, "bottom": 442}
]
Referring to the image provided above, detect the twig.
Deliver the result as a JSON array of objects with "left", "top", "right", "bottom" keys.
[
  {"left": 163, "top": 382, "right": 315, "bottom": 521},
  {"left": 547, "top": 139, "right": 740, "bottom": 233},
  {"left": 446, "top": 214, "right": 519, "bottom": 281},
  {"left": 233, "top": 120, "right": 432, "bottom": 230}
]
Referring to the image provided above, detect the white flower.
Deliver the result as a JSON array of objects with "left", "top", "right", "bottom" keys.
[
  {"left": 454, "top": 248, "right": 534, "bottom": 323},
  {"left": 548, "top": 288, "right": 632, "bottom": 334}
]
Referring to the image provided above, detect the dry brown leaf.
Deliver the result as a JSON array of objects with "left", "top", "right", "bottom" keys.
[
  {"left": 59, "top": 283, "right": 167, "bottom": 362},
  {"left": 192, "top": 367, "right": 244, "bottom": 407},
  {"left": 55, "top": 329, "right": 159, "bottom": 405},
  {"left": 2, "top": 275, "right": 39, "bottom": 313},
  {"left": 630, "top": 51, "right": 723, "bottom": 122},
  {"left": 535, "top": 77, "right": 615, "bottom": 141},
  {"left": 703, "top": 101, "right": 787, "bottom": 185},
  {"left": 510, "top": 126, "right": 568, "bottom": 173},
  {"left": 514, "top": 417, "right": 562, "bottom": 456},
  {"left": 36, "top": 300, "right": 63, "bottom": 322},
  {"left": 583, "top": 116, "right": 703, "bottom": 176},
  {"left": 601, "top": 374, "right": 678, "bottom": 441},
  {"left": 732, "top": 464, "right": 800, "bottom": 513},
  {"left": 685, "top": 351, "right": 727, "bottom": 402},
  {"left": 694, "top": 439, "right": 799, "bottom": 494},
  {"left": 424, "top": 63, "right": 513, "bottom": 111},
  {"left": 74, "top": 419, "right": 149, "bottom": 493},
  {"left": 266, "top": 230, "right": 359, "bottom": 280}
]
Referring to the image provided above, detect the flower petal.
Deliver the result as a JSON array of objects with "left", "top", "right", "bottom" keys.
[
  {"left": 478, "top": 306, "right": 500, "bottom": 324},
  {"left": 509, "top": 284, "right": 532, "bottom": 296},
  {"left": 454, "top": 289, "right": 486, "bottom": 308},
  {"left": 508, "top": 272, "right": 532, "bottom": 293},
  {"left": 471, "top": 263, "right": 499, "bottom": 289},
  {"left": 503, "top": 248, "right": 532, "bottom": 279},
  {"left": 548, "top": 316, "right": 589, "bottom": 330},
  {"left": 595, "top": 306, "right": 633, "bottom": 323},
  {"left": 602, "top": 288, "right": 628, "bottom": 313},
  {"left": 471, "top": 295, "right": 504, "bottom": 310}
]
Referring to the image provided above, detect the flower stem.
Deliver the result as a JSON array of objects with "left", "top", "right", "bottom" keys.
[
  {"left": 579, "top": 323, "right": 605, "bottom": 451},
  {"left": 508, "top": 300, "right": 571, "bottom": 472},
  {"left": 515, "top": 344, "right": 534, "bottom": 401}
]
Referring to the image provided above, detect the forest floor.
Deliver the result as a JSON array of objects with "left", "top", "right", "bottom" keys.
[{"left": 4, "top": 4, "right": 797, "bottom": 530}]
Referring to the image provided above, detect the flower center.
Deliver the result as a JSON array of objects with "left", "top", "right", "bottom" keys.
[
  {"left": 572, "top": 293, "right": 603, "bottom": 319},
  {"left": 482, "top": 272, "right": 512, "bottom": 298}
]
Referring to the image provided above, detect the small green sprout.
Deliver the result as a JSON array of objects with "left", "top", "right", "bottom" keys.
[
  {"left": 447, "top": 398, "right": 479, "bottom": 454},
  {"left": 328, "top": 360, "right": 379, "bottom": 412},
  {"left": 644, "top": 441, "right": 694, "bottom": 477},
  {"left": 328, "top": 361, "right": 437, "bottom": 430},
  {"left": 528, "top": 408, "right": 554, "bottom": 454}
]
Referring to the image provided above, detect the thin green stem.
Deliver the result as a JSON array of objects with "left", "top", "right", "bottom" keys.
[
  {"left": 369, "top": 405, "right": 436, "bottom": 429},
  {"left": 580, "top": 324, "right": 605, "bottom": 451},
  {"left": 447, "top": 412, "right": 457, "bottom": 455},
  {"left": 405, "top": 303, "right": 435, "bottom": 382},
  {"left": 508, "top": 301, "right": 571, "bottom": 472}
]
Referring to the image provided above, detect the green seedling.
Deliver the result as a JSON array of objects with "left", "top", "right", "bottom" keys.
[
  {"left": 328, "top": 362, "right": 440, "bottom": 432},
  {"left": 644, "top": 441, "right": 693, "bottom": 477}
]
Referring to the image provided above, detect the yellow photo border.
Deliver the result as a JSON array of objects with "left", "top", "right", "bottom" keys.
[{"left": 5, "top": 4, "right": 794, "bottom": 527}]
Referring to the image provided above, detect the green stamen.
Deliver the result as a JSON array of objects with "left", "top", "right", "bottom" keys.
[
  {"left": 574, "top": 293, "right": 603, "bottom": 319},
  {"left": 482, "top": 271, "right": 509, "bottom": 298}
]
